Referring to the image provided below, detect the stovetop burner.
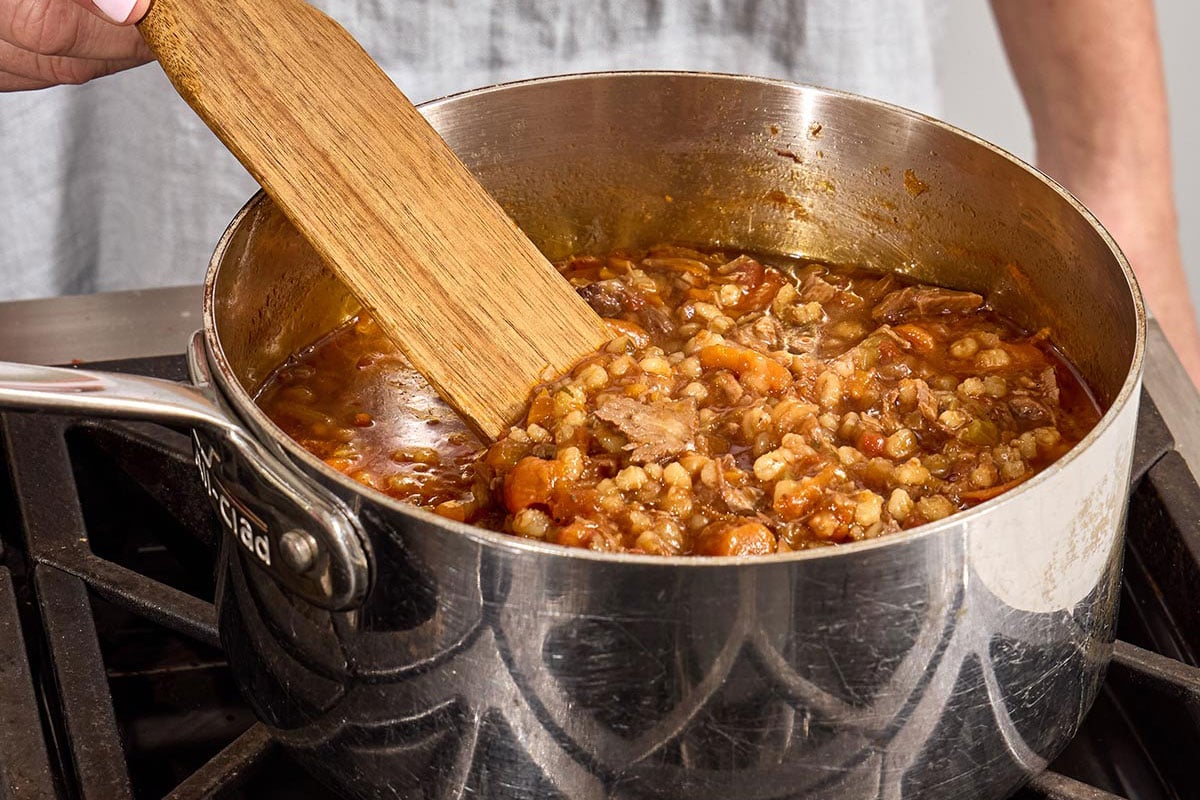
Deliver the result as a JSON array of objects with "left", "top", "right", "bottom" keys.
[
  {"left": 0, "top": 355, "right": 339, "bottom": 800},
  {"left": 0, "top": 353, "right": 1198, "bottom": 800}
]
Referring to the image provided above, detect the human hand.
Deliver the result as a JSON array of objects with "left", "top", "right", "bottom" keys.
[{"left": 1, "top": 0, "right": 152, "bottom": 90}]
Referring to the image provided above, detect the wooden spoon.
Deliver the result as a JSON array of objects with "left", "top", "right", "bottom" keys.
[{"left": 137, "top": 0, "right": 610, "bottom": 440}]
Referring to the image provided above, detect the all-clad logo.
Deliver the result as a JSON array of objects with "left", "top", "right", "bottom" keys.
[{"left": 193, "top": 433, "right": 272, "bottom": 566}]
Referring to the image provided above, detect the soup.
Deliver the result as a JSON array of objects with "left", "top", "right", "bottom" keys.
[{"left": 258, "top": 246, "right": 1100, "bottom": 556}]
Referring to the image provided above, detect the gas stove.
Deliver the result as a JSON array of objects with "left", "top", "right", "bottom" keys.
[{"left": 0, "top": 287, "right": 1197, "bottom": 800}]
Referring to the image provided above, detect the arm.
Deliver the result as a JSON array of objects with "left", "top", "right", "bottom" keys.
[
  {"left": 0, "top": 0, "right": 151, "bottom": 90},
  {"left": 992, "top": 0, "right": 1200, "bottom": 383}
]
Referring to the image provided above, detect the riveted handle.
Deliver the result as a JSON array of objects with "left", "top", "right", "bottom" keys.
[{"left": 0, "top": 338, "right": 370, "bottom": 611}]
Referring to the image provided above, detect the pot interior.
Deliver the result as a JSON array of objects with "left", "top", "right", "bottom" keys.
[{"left": 208, "top": 72, "right": 1141, "bottom": 435}]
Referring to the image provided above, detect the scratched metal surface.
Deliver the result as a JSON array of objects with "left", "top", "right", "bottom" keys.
[
  {"left": 203, "top": 74, "right": 1144, "bottom": 799},
  {"left": 217, "top": 399, "right": 1135, "bottom": 799}
]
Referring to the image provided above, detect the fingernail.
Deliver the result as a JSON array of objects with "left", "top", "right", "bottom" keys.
[{"left": 92, "top": 0, "right": 137, "bottom": 23}]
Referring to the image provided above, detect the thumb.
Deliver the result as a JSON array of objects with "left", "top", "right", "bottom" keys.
[{"left": 71, "top": 0, "right": 153, "bottom": 25}]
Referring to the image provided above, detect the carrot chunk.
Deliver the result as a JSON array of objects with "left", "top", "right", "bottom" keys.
[
  {"left": 503, "top": 457, "right": 562, "bottom": 513},
  {"left": 696, "top": 520, "right": 776, "bottom": 556},
  {"left": 699, "top": 344, "right": 792, "bottom": 393}
]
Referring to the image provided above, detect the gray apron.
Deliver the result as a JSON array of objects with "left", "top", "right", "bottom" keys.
[{"left": 0, "top": 0, "right": 946, "bottom": 299}]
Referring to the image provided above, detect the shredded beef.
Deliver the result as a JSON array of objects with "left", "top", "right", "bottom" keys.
[
  {"left": 578, "top": 280, "right": 642, "bottom": 317},
  {"left": 911, "top": 378, "right": 940, "bottom": 422},
  {"left": 800, "top": 274, "right": 839, "bottom": 304},
  {"left": 782, "top": 329, "right": 819, "bottom": 355},
  {"left": 642, "top": 306, "right": 678, "bottom": 339},
  {"left": 593, "top": 396, "right": 699, "bottom": 463},
  {"left": 872, "top": 286, "right": 984, "bottom": 324},
  {"left": 715, "top": 455, "right": 763, "bottom": 513},
  {"left": 1010, "top": 396, "right": 1053, "bottom": 424},
  {"left": 731, "top": 315, "right": 784, "bottom": 352},
  {"left": 865, "top": 272, "right": 900, "bottom": 302},
  {"left": 1039, "top": 367, "right": 1060, "bottom": 406}
]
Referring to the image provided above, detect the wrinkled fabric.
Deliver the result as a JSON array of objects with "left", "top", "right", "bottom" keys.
[{"left": 0, "top": 0, "right": 946, "bottom": 299}]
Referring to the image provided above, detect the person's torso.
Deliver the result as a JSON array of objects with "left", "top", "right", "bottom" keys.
[{"left": 0, "top": 0, "right": 946, "bottom": 299}]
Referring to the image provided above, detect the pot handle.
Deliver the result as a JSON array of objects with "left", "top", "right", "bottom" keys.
[{"left": 0, "top": 340, "right": 370, "bottom": 612}]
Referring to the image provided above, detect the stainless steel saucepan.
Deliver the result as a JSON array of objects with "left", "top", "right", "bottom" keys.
[{"left": 0, "top": 73, "right": 1144, "bottom": 799}]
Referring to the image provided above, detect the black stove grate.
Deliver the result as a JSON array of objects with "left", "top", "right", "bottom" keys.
[{"left": 0, "top": 354, "right": 1197, "bottom": 800}]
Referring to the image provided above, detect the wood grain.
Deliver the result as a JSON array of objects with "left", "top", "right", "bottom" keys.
[{"left": 138, "top": 0, "right": 609, "bottom": 440}]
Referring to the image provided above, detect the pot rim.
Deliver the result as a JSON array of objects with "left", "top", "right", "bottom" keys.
[{"left": 203, "top": 70, "right": 1147, "bottom": 568}]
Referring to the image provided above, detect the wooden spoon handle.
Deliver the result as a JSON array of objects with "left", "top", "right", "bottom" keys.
[{"left": 138, "top": 0, "right": 609, "bottom": 439}]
